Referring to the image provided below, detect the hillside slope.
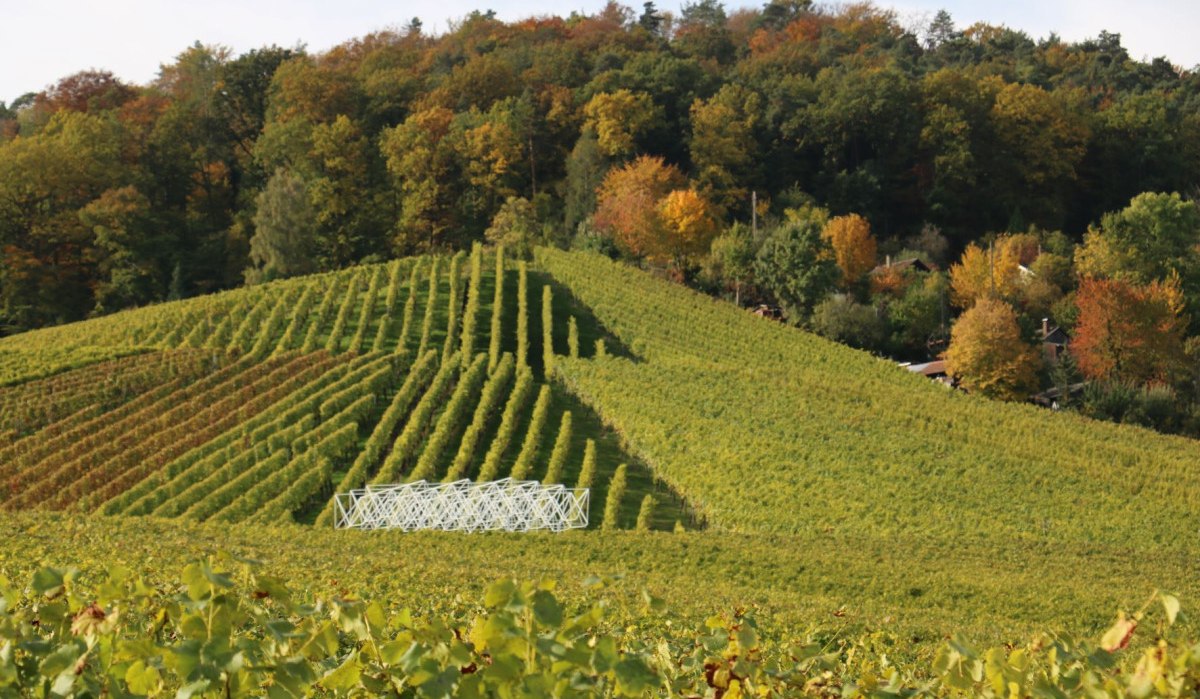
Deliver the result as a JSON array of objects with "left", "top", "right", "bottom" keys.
[
  {"left": 2, "top": 247, "right": 1199, "bottom": 646},
  {"left": 541, "top": 248, "right": 1200, "bottom": 547},
  {"left": 0, "top": 248, "right": 692, "bottom": 529}
]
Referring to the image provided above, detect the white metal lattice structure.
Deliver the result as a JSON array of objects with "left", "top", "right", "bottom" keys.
[{"left": 333, "top": 478, "right": 590, "bottom": 532}]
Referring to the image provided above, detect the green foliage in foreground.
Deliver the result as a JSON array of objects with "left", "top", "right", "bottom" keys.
[
  {"left": 4, "top": 512, "right": 1199, "bottom": 656},
  {"left": 0, "top": 557, "right": 1194, "bottom": 697}
]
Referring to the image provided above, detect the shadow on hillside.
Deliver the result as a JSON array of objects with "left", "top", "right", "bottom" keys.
[{"left": 526, "top": 270, "right": 640, "bottom": 364}]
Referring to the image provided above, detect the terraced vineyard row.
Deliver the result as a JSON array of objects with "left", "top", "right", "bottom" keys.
[{"left": 0, "top": 247, "right": 692, "bottom": 530}]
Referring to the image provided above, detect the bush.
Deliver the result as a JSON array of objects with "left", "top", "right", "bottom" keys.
[{"left": 810, "top": 295, "right": 887, "bottom": 352}]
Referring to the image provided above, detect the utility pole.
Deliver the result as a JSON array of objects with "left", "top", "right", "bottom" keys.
[
  {"left": 751, "top": 190, "right": 757, "bottom": 238},
  {"left": 989, "top": 241, "right": 995, "bottom": 295}
]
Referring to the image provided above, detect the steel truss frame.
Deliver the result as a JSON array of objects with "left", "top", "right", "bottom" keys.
[{"left": 333, "top": 478, "right": 590, "bottom": 532}]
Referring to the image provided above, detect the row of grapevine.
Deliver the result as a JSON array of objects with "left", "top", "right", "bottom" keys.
[
  {"left": 443, "top": 354, "right": 515, "bottom": 482},
  {"left": 542, "top": 411, "right": 572, "bottom": 484},
  {"left": 301, "top": 274, "right": 346, "bottom": 353},
  {"left": 517, "top": 261, "right": 531, "bottom": 370},
  {"left": 441, "top": 251, "right": 466, "bottom": 364},
  {"left": 226, "top": 290, "right": 275, "bottom": 351},
  {"left": 601, "top": 464, "right": 627, "bottom": 530},
  {"left": 417, "top": 257, "right": 440, "bottom": 355},
  {"left": 5, "top": 353, "right": 324, "bottom": 512},
  {"left": 325, "top": 273, "right": 362, "bottom": 353},
  {"left": 476, "top": 368, "right": 535, "bottom": 482},
  {"left": 273, "top": 281, "right": 320, "bottom": 355},
  {"left": 371, "top": 259, "right": 405, "bottom": 352},
  {"left": 460, "top": 244, "right": 484, "bottom": 366},
  {"left": 314, "top": 349, "right": 441, "bottom": 526},
  {"left": 246, "top": 286, "right": 302, "bottom": 358},
  {"left": 487, "top": 246, "right": 505, "bottom": 372},
  {"left": 542, "top": 285, "right": 554, "bottom": 375},
  {"left": 396, "top": 260, "right": 422, "bottom": 354},
  {"left": 406, "top": 353, "right": 489, "bottom": 481},
  {"left": 371, "top": 354, "right": 461, "bottom": 485},
  {"left": 348, "top": 266, "right": 385, "bottom": 353},
  {"left": 508, "top": 384, "right": 552, "bottom": 480},
  {"left": 99, "top": 353, "right": 371, "bottom": 516}
]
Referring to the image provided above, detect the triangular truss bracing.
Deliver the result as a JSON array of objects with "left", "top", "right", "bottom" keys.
[{"left": 334, "top": 478, "right": 590, "bottom": 532}]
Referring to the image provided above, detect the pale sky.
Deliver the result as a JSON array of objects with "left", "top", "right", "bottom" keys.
[{"left": 2, "top": 0, "right": 1198, "bottom": 103}]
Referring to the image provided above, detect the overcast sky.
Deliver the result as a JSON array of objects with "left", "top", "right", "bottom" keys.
[{"left": 2, "top": 0, "right": 1197, "bottom": 103}]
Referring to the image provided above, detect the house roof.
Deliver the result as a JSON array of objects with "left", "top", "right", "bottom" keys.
[
  {"left": 903, "top": 359, "right": 946, "bottom": 377},
  {"left": 871, "top": 258, "right": 930, "bottom": 275},
  {"left": 1043, "top": 327, "right": 1069, "bottom": 345}
]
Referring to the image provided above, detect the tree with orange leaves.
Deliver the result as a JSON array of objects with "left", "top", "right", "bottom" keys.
[
  {"left": 943, "top": 296, "right": 1040, "bottom": 401},
  {"left": 821, "top": 214, "right": 876, "bottom": 288},
  {"left": 1072, "top": 276, "right": 1186, "bottom": 385},
  {"left": 594, "top": 155, "right": 686, "bottom": 264}
]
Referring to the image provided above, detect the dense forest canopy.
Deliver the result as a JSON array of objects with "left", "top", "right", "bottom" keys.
[{"left": 0, "top": 0, "right": 1197, "bottom": 333}]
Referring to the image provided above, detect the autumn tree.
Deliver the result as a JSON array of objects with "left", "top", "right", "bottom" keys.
[
  {"left": 1072, "top": 276, "right": 1186, "bottom": 385},
  {"left": 564, "top": 130, "right": 608, "bottom": 233},
  {"left": 657, "top": 188, "right": 720, "bottom": 264},
  {"left": 34, "top": 70, "right": 137, "bottom": 116},
  {"left": 485, "top": 196, "right": 541, "bottom": 259},
  {"left": 582, "top": 90, "right": 660, "bottom": 158},
  {"left": 821, "top": 213, "right": 877, "bottom": 288},
  {"left": 887, "top": 271, "right": 950, "bottom": 359},
  {"left": 593, "top": 155, "right": 685, "bottom": 261},
  {"left": 307, "top": 115, "right": 377, "bottom": 266},
  {"left": 381, "top": 107, "right": 458, "bottom": 251},
  {"left": 943, "top": 296, "right": 1040, "bottom": 401},
  {"left": 675, "top": 0, "right": 735, "bottom": 63},
  {"left": 949, "top": 237, "right": 1023, "bottom": 308},
  {"left": 987, "top": 79, "right": 1089, "bottom": 227},
  {"left": 811, "top": 295, "right": 887, "bottom": 352},
  {"left": 78, "top": 186, "right": 162, "bottom": 311},
  {"left": 452, "top": 101, "right": 525, "bottom": 217},
  {"left": 689, "top": 84, "right": 761, "bottom": 213}
]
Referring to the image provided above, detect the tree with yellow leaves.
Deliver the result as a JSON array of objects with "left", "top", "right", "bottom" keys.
[
  {"left": 948, "top": 238, "right": 1022, "bottom": 308},
  {"left": 657, "top": 188, "right": 720, "bottom": 264},
  {"left": 821, "top": 214, "right": 877, "bottom": 288},
  {"left": 582, "top": 89, "right": 660, "bottom": 158},
  {"left": 943, "top": 296, "right": 1041, "bottom": 401}
]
